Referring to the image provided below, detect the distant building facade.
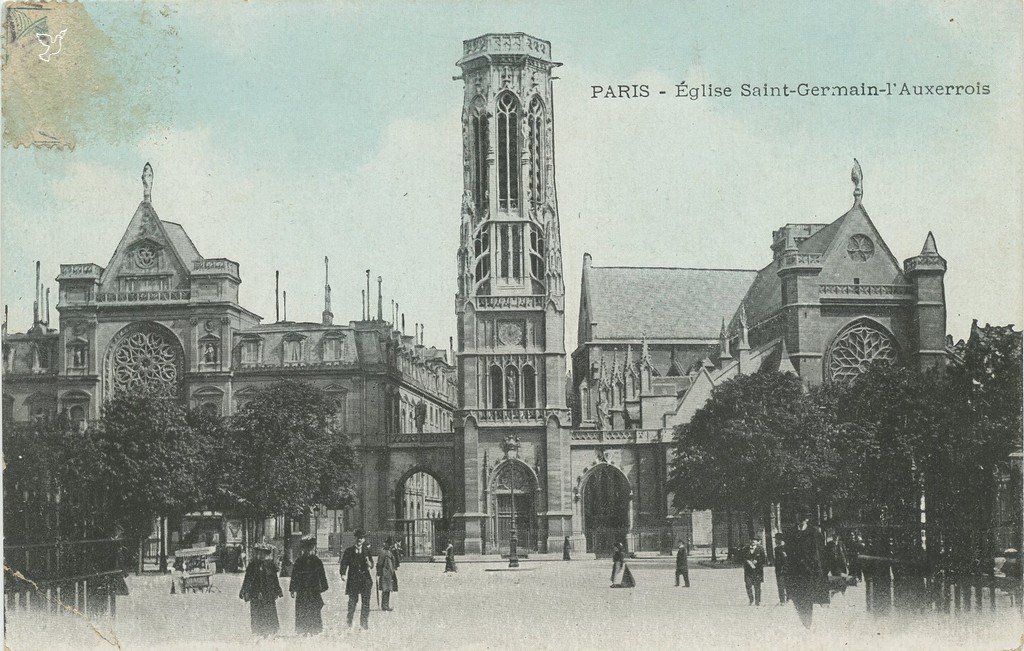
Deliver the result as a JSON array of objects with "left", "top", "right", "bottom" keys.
[{"left": 1, "top": 163, "right": 458, "bottom": 556}]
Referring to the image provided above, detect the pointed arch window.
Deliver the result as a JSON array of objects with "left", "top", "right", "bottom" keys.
[
  {"left": 490, "top": 365, "right": 504, "bottom": 408},
  {"left": 496, "top": 93, "right": 520, "bottom": 211},
  {"left": 471, "top": 99, "right": 489, "bottom": 214},
  {"left": 474, "top": 227, "right": 490, "bottom": 290},
  {"left": 522, "top": 364, "right": 536, "bottom": 408},
  {"left": 580, "top": 381, "right": 591, "bottom": 420},
  {"left": 529, "top": 223, "right": 545, "bottom": 284},
  {"left": 527, "top": 97, "right": 545, "bottom": 207}
]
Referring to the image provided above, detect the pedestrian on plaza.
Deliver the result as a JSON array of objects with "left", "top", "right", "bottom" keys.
[
  {"left": 444, "top": 541, "right": 458, "bottom": 573},
  {"left": 675, "top": 541, "right": 690, "bottom": 587},
  {"left": 563, "top": 536, "right": 571, "bottom": 561},
  {"left": 773, "top": 532, "right": 788, "bottom": 605},
  {"left": 846, "top": 532, "right": 865, "bottom": 584},
  {"left": 824, "top": 527, "right": 849, "bottom": 577},
  {"left": 786, "top": 512, "right": 829, "bottom": 628},
  {"left": 339, "top": 529, "right": 375, "bottom": 630},
  {"left": 610, "top": 543, "right": 636, "bottom": 588},
  {"left": 377, "top": 538, "right": 399, "bottom": 612},
  {"left": 239, "top": 543, "right": 283, "bottom": 637},
  {"left": 740, "top": 537, "right": 766, "bottom": 605},
  {"left": 290, "top": 535, "right": 328, "bottom": 635}
]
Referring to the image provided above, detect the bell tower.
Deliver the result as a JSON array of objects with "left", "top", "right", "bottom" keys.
[{"left": 453, "top": 34, "right": 571, "bottom": 554}]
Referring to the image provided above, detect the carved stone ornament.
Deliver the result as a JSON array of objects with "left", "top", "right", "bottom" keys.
[
  {"left": 497, "top": 321, "right": 524, "bottom": 347},
  {"left": 500, "top": 433, "right": 521, "bottom": 459},
  {"left": 847, "top": 234, "right": 875, "bottom": 262},
  {"left": 827, "top": 322, "right": 898, "bottom": 383},
  {"left": 135, "top": 247, "right": 157, "bottom": 268}
]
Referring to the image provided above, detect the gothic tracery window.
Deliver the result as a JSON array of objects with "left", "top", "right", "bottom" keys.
[
  {"left": 471, "top": 99, "right": 489, "bottom": 214},
  {"left": 496, "top": 92, "right": 520, "bottom": 211},
  {"left": 107, "top": 327, "right": 181, "bottom": 398},
  {"left": 529, "top": 223, "right": 545, "bottom": 284},
  {"left": 826, "top": 321, "right": 898, "bottom": 383}
]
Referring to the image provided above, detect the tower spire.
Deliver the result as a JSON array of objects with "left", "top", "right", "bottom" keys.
[{"left": 322, "top": 256, "right": 333, "bottom": 326}]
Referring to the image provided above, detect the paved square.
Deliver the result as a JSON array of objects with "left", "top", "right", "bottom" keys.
[{"left": 6, "top": 558, "right": 1022, "bottom": 649}]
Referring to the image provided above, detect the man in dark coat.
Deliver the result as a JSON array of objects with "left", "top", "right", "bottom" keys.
[
  {"left": 239, "top": 544, "right": 283, "bottom": 636},
  {"left": 773, "top": 532, "right": 788, "bottom": 604},
  {"left": 376, "top": 539, "right": 398, "bottom": 612},
  {"left": 675, "top": 542, "right": 690, "bottom": 587},
  {"left": 339, "top": 529, "right": 374, "bottom": 630},
  {"left": 740, "top": 537, "right": 767, "bottom": 605},
  {"left": 290, "top": 536, "right": 328, "bottom": 635},
  {"left": 786, "top": 513, "right": 829, "bottom": 628},
  {"left": 563, "top": 536, "right": 571, "bottom": 561}
]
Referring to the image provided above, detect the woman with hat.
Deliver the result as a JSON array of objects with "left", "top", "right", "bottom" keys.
[
  {"left": 290, "top": 535, "right": 329, "bottom": 635},
  {"left": 239, "top": 542, "right": 283, "bottom": 636}
]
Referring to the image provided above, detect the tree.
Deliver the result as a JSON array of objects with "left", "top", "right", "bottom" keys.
[
  {"left": 669, "top": 371, "right": 844, "bottom": 545},
  {"left": 219, "top": 381, "right": 357, "bottom": 546},
  {"left": 91, "top": 391, "right": 217, "bottom": 570}
]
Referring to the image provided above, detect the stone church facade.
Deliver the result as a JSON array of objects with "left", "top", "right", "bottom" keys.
[{"left": 3, "top": 33, "right": 952, "bottom": 557}]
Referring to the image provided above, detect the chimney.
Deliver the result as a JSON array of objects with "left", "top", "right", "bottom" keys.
[
  {"left": 401, "top": 314, "right": 405, "bottom": 335},
  {"left": 33, "top": 261, "right": 40, "bottom": 325},
  {"left": 365, "top": 270, "right": 371, "bottom": 320},
  {"left": 275, "top": 270, "right": 280, "bottom": 322},
  {"left": 45, "top": 287, "right": 50, "bottom": 326},
  {"left": 449, "top": 336, "right": 454, "bottom": 364},
  {"left": 377, "top": 276, "right": 383, "bottom": 321},
  {"left": 283, "top": 290, "right": 288, "bottom": 322},
  {"left": 361, "top": 290, "right": 366, "bottom": 321}
]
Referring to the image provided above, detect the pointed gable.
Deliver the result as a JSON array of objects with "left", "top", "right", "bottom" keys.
[
  {"left": 98, "top": 200, "right": 197, "bottom": 293},
  {"left": 815, "top": 199, "right": 905, "bottom": 285}
]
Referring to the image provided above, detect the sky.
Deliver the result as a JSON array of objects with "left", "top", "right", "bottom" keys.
[{"left": 3, "top": 0, "right": 1022, "bottom": 352}]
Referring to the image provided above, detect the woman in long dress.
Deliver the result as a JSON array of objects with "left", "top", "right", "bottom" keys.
[
  {"left": 610, "top": 543, "right": 636, "bottom": 588},
  {"left": 444, "top": 541, "right": 458, "bottom": 573},
  {"left": 290, "top": 536, "right": 328, "bottom": 635},
  {"left": 239, "top": 544, "right": 283, "bottom": 636}
]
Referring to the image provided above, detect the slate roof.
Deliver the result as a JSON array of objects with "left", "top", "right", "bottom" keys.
[
  {"left": 162, "top": 221, "right": 203, "bottom": 269},
  {"left": 584, "top": 266, "right": 758, "bottom": 340}
]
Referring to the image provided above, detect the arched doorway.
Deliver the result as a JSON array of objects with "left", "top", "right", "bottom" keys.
[
  {"left": 396, "top": 471, "right": 446, "bottom": 558},
  {"left": 583, "top": 464, "right": 630, "bottom": 554},
  {"left": 489, "top": 459, "right": 538, "bottom": 555}
]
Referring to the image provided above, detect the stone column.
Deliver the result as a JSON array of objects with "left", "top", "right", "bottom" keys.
[{"left": 454, "top": 416, "right": 485, "bottom": 554}]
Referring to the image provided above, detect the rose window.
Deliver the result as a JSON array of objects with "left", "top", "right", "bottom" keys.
[
  {"left": 826, "top": 322, "right": 898, "bottom": 383},
  {"left": 846, "top": 234, "right": 875, "bottom": 262},
  {"left": 109, "top": 329, "right": 181, "bottom": 397}
]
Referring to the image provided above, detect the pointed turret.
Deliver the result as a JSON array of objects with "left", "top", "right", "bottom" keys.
[
  {"left": 737, "top": 304, "right": 751, "bottom": 374},
  {"left": 718, "top": 318, "right": 732, "bottom": 364},
  {"left": 904, "top": 231, "right": 948, "bottom": 373},
  {"left": 322, "top": 257, "right": 334, "bottom": 326},
  {"left": 778, "top": 339, "right": 797, "bottom": 375}
]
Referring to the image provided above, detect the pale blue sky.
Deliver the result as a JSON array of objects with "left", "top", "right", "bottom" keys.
[{"left": 3, "top": 0, "right": 1022, "bottom": 350}]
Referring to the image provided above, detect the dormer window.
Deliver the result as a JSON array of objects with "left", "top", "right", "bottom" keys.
[
  {"left": 283, "top": 334, "right": 306, "bottom": 364},
  {"left": 238, "top": 336, "right": 263, "bottom": 365},
  {"left": 323, "top": 334, "right": 346, "bottom": 362}
]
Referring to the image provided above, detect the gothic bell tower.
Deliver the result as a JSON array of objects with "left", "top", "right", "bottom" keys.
[{"left": 453, "top": 34, "right": 572, "bottom": 554}]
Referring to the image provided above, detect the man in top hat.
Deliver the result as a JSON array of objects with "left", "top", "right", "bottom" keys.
[
  {"left": 740, "top": 536, "right": 767, "bottom": 606},
  {"left": 675, "top": 541, "right": 690, "bottom": 587},
  {"left": 339, "top": 529, "right": 374, "bottom": 630},
  {"left": 376, "top": 538, "right": 399, "bottom": 612},
  {"left": 290, "top": 535, "right": 329, "bottom": 635}
]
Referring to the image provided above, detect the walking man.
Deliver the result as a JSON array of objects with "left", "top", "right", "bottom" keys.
[
  {"left": 339, "top": 529, "right": 374, "bottom": 630},
  {"left": 786, "top": 511, "right": 829, "bottom": 628},
  {"left": 773, "top": 532, "right": 788, "bottom": 605},
  {"left": 675, "top": 541, "right": 690, "bottom": 587},
  {"left": 563, "top": 536, "right": 571, "bottom": 561},
  {"left": 740, "top": 537, "right": 766, "bottom": 605}
]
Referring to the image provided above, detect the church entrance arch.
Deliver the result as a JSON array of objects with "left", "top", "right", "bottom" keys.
[
  {"left": 488, "top": 459, "right": 539, "bottom": 555},
  {"left": 396, "top": 470, "right": 447, "bottom": 558},
  {"left": 583, "top": 463, "right": 630, "bottom": 555}
]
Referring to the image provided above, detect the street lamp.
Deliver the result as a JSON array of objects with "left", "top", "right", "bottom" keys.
[{"left": 508, "top": 474, "right": 520, "bottom": 568}]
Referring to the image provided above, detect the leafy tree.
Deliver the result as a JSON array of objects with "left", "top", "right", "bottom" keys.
[
  {"left": 669, "top": 371, "right": 844, "bottom": 540},
  {"left": 219, "top": 381, "right": 357, "bottom": 543},
  {"left": 91, "top": 391, "right": 217, "bottom": 569}
]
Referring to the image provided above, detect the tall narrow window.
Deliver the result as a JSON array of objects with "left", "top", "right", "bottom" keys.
[
  {"left": 490, "top": 365, "right": 504, "bottom": 408},
  {"left": 512, "top": 225, "right": 522, "bottom": 280},
  {"left": 529, "top": 224, "right": 545, "bottom": 283},
  {"left": 496, "top": 93, "right": 519, "bottom": 211},
  {"left": 472, "top": 101, "right": 489, "bottom": 214},
  {"left": 474, "top": 228, "right": 490, "bottom": 290},
  {"left": 581, "top": 382, "right": 591, "bottom": 420},
  {"left": 522, "top": 365, "right": 536, "bottom": 408},
  {"left": 528, "top": 97, "right": 545, "bottom": 207},
  {"left": 499, "top": 225, "right": 510, "bottom": 279}
]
